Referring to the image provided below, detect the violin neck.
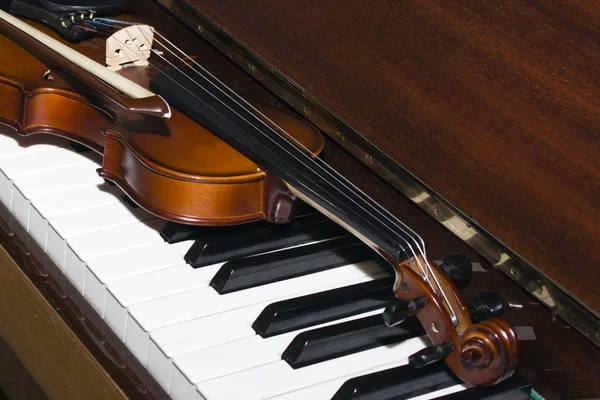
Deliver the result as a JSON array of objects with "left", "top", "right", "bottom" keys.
[{"left": 151, "top": 67, "right": 423, "bottom": 265}]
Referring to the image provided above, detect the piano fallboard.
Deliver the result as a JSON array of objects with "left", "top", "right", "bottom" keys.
[{"left": 154, "top": 0, "right": 600, "bottom": 339}]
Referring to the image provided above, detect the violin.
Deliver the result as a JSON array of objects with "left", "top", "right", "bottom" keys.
[{"left": 0, "top": 4, "right": 517, "bottom": 387}]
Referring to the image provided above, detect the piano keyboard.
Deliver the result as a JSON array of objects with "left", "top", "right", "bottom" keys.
[{"left": 0, "top": 126, "right": 529, "bottom": 400}]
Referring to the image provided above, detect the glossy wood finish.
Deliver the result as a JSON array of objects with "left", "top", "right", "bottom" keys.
[
  {"left": 324, "top": 133, "right": 599, "bottom": 400},
  {"left": 0, "top": 15, "right": 324, "bottom": 226},
  {"left": 165, "top": 0, "right": 600, "bottom": 314}
]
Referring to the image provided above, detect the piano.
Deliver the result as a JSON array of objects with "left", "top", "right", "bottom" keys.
[{"left": 0, "top": 1, "right": 598, "bottom": 399}]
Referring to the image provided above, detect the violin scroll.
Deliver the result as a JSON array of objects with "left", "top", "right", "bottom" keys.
[
  {"left": 388, "top": 256, "right": 518, "bottom": 386},
  {"left": 458, "top": 317, "right": 518, "bottom": 383}
]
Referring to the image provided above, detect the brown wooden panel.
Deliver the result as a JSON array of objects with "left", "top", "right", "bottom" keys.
[
  {"left": 163, "top": 0, "right": 600, "bottom": 313},
  {"left": 0, "top": 336, "right": 49, "bottom": 400},
  {"left": 0, "top": 245, "right": 126, "bottom": 400}
]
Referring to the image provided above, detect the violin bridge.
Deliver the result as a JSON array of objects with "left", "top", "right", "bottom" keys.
[{"left": 105, "top": 25, "right": 154, "bottom": 71}]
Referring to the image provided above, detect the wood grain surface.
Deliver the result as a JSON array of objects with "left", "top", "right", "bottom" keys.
[
  {"left": 0, "top": 245, "right": 126, "bottom": 400},
  {"left": 172, "top": 0, "right": 600, "bottom": 313}
]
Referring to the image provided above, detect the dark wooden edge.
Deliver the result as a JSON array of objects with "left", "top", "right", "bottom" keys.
[
  {"left": 153, "top": 0, "right": 600, "bottom": 348},
  {"left": 0, "top": 202, "right": 170, "bottom": 400},
  {"left": 0, "top": 245, "right": 127, "bottom": 400}
]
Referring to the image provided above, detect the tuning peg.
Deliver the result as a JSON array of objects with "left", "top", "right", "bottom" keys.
[
  {"left": 408, "top": 341, "right": 453, "bottom": 368},
  {"left": 468, "top": 292, "right": 504, "bottom": 322},
  {"left": 382, "top": 297, "right": 426, "bottom": 327},
  {"left": 439, "top": 255, "right": 473, "bottom": 289}
]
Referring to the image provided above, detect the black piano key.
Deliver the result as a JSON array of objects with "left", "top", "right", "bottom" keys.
[
  {"left": 160, "top": 221, "right": 255, "bottom": 244},
  {"left": 282, "top": 314, "right": 424, "bottom": 369},
  {"left": 331, "top": 363, "right": 461, "bottom": 400},
  {"left": 211, "top": 236, "right": 372, "bottom": 294},
  {"left": 68, "top": 141, "right": 91, "bottom": 153},
  {"left": 161, "top": 221, "right": 203, "bottom": 243},
  {"left": 252, "top": 277, "right": 395, "bottom": 338},
  {"left": 160, "top": 201, "right": 319, "bottom": 244},
  {"left": 331, "top": 362, "right": 530, "bottom": 400},
  {"left": 122, "top": 195, "right": 140, "bottom": 208},
  {"left": 287, "top": 200, "right": 319, "bottom": 217},
  {"left": 185, "top": 214, "right": 344, "bottom": 268}
]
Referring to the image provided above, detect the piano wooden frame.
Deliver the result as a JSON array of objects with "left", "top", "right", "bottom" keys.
[{"left": 155, "top": 0, "right": 600, "bottom": 348}]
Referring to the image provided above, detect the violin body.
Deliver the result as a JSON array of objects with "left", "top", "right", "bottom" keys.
[{"left": 0, "top": 21, "right": 323, "bottom": 226}]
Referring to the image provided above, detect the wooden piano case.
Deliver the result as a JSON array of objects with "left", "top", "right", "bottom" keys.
[
  {"left": 0, "top": 1, "right": 598, "bottom": 399},
  {"left": 156, "top": 0, "right": 600, "bottom": 346}
]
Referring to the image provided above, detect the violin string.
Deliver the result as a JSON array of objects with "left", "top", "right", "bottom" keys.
[
  {"left": 145, "top": 38, "right": 421, "bottom": 261},
  {"left": 138, "top": 24, "right": 432, "bottom": 273},
  {"left": 94, "top": 19, "right": 426, "bottom": 270},
  {"left": 93, "top": 18, "right": 458, "bottom": 321},
  {"left": 147, "top": 32, "right": 430, "bottom": 278},
  {"left": 0, "top": 8, "right": 458, "bottom": 322},
  {"left": 93, "top": 18, "right": 427, "bottom": 259},
  {"left": 141, "top": 29, "right": 460, "bottom": 307},
  {"left": 97, "top": 19, "right": 461, "bottom": 322},
  {"left": 95, "top": 19, "right": 459, "bottom": 316}
]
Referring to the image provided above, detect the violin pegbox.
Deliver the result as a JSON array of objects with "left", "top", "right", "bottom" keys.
[
  {"left": 388, "top": 255, "right": 518, "bottom": 386},
  {"left": 105, "top": 24, "right": 154, "bottom": 71}
]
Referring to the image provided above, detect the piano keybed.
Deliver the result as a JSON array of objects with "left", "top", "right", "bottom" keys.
[{"left": 0, "top": 126, "right": 529, "bottom": 399}]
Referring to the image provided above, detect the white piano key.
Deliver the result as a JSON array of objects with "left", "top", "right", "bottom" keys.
[
  {"left": 175, "top": 335, "right": 287, "bottom": 398},
  {"left": 84, "top": 243, "right": 188, "bottom": 317},
  {"left": 0, "top": 146, "right": 87, "bottom": 176},
  {"left": 266, "top": 370, "right": 469, "bottom": 400},
  {"left": 64, "top": 219, "right": 165, "bottom": 294},
  {"left": 169, "top": 240, "right": 200, "bottom": 258},
  {"left": 149, "top": 275, "right": 389, "bottom": 393},
  {"left": 151, "top": 306, "right": 262, "bottom": 394},
  {"left": 151, "top": 273, "right": 390, "bottom": 365},
  {"left": 0, "top": 135, "right": 64, "bottom": 170},
  {"left": 18, "top": 162, "right": 111, "bottom": 263},
  {"left": 196, "top": 336, "right": 429, "bottom": 400},
  {"left": 10, "top": 164, "right": 108, "bottom": 243},
  {"left": 29, "top": 183, "right": 123, "bottom": 248},
  {"left": 166, "top": 309, "right": 382, "bottom": 396},
  {"left": 266, "top": 376, "right": 351, "bottom": 400},
  {"left": 405, "top": 384, "right": 470, "bottom": 400},
  {"left": 125, "top": 261, "right": 384, "bottom": 367},
  {"left": 110, "top": 262, "right": 218, "bottom": 307},
  {"left": 46, "top": 202, "right": 154, "bottom": 272},
  {"left": 109, "top": 262, "right": 218, "bottom": 307},
  {"left": 103, "top": 261, "right": 220, "bottom": 341},
  {"left": 0, "top": 147, "right": 92, "bottom": 210},
  {"left": 11, "top": 153, "right": 101, "bottom": 229},
  {"left": 148, "top": 305, "right": 265, "bottom": 385},
  {"left": 0, "top": 129, "right": 65, "bottom": 157}
]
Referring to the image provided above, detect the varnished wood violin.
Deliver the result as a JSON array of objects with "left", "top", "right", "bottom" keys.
[{"left": 0, "top": 4, "right": 517, "bottom": 387}]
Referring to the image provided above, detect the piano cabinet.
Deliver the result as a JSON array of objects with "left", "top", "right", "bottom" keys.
[
  {"left": 153, "top": 0, "right": 600, "bottom": 345},
  {"left": 0, "top": 1, "right": 598, "bottom": 399}
]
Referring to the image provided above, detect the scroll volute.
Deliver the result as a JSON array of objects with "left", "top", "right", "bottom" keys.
[{"left": 392, "top": 256, "right": 518, "bottom": 386}]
